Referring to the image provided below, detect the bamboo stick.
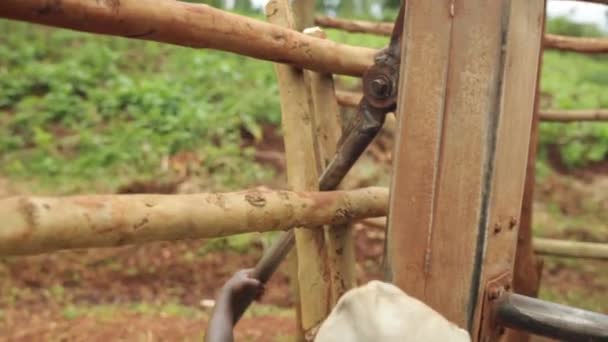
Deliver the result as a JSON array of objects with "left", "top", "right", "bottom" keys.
[
  {"left": 293, "top": 0, "right": 316, "bottom": 31},
  {"left": 265, "top": 0, "right": 332, "bottom": 334},
  {"left": 0, "top": 188, "right": 388, "bottom": 257},
  {"left": 541, "top": 109, "right": 608, "bottom": 122},
  {"left": 304, "top": 27, "right": 355, "bottom": 306},
  {"left": 337, "top": 90, "right": 608, "bottom": 122},
  {"left": 0, "top": 0, "right": 376, "bottom": 77},
  {"left": 314, "top": 16, "right": 392, "bottom": 36},
  {"left": 314, "top": 16, "right": 608, "bottom": 54},
  {"left": 534, "top": 238, "right": 608, "bottom": 260},
  {"left": 289, "top": 3, "right": 316, "bottom": 341},
  {"left": 544, "top": 34, "right": 608, "bottom": 53},
  {"left": 364, "top": 217, "right": 608, "bottom": 261}
]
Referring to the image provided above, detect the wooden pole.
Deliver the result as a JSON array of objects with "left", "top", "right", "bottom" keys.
[
  {"left": 314, "top": 16, "right": 608, "bottom": 54},
  {"left": 505, "top": 10, "right": 546, "bottom": 340},
  {"left": 314, "top": 16, "right": 393, "bottom": 36},
  {"left": 336, "top": 90, "right": 608, "bottom": 122},
  {"left": 534, "top": 238, "right": 608, "bottom": 260},
  {"left": 0, "top": 0, "right": 376, "bottom": 76},
  {"left": 265, "top": 0, "right": 333, "bottom": 337},
  {"left": 541, "top": 109, "right": 608, "bottom": 122},
  {"left": 544, "top": 33, "right": 608, "bottom": 53},
  {"left": 293, "top": 0, "right": 316, "bottom": 31},
  {"left": 304, "top": 27, "right": 356, "bottom": 306},
  {"left": 0, "top": 188, "right": 388, "bottom": 257},
  {"left": 288, "top": 2, "right": 317, "bottom": 340},
  {"left": 385, "top": 1, "right": 545, "bottom": 340}
]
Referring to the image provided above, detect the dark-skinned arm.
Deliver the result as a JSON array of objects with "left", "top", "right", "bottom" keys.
[{"left": 204, "top": 269, "right": 264, "bottom": 342}]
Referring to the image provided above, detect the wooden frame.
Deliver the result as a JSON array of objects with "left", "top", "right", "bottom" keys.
[
  {"left": 1, "top": 0, "right": 606, "bottom": 340},
  {"left": 385, "top": 0, "right": 545, "bottom": 340}
]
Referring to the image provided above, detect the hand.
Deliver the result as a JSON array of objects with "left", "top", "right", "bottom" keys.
[
  {"left": 222, "top": 269, "right": 265, "bottom": 310},
  {"left": 206, "top": 269, "right": 264, "bottom": 342}
]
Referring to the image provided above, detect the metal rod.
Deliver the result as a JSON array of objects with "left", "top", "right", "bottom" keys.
[{"left": 496, "top": 293, "right": 608, "bottom": 341}]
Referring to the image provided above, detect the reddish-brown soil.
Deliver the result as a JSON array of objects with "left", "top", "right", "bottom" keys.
[
  {"left": 1, "top": 124, "right": 606, "bottom": 341},
  {"left": 5, "top": 309, "right": 296, "bottom": 342},
  {"left": 0, "top": 221, "right": 386, "bottom": 341}
]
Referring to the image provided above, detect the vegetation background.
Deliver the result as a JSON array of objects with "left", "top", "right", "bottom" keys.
[{"left": 0, "top": 0, "right": 606, "bottom": 340}]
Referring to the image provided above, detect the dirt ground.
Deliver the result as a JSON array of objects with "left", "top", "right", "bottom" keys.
[
  {"left": 0, "top": 221, "right": 385, "bottom": 341},
  {"left": 0, "top": 132, "right": 607, "bottom": 341}
]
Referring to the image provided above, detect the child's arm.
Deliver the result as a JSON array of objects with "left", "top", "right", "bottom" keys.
[{"left": 205, "top": 269, "right": 264, "bottom": 342}]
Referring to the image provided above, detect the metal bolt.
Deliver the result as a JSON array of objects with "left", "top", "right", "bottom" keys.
[
  {"left": 370, "top": 77, "right": 392, "bottom": 98},
  {"left": 488, "top": 287, "right": 502, "bottom": 300}
]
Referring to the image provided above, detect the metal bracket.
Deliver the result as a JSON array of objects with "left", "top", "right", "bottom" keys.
[{"left": 477, "top": 271, "right": 512, "bottom": 342}]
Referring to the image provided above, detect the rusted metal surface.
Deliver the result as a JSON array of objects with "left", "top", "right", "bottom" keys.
[
  {"left": 0, "top": 187, "right": 388, "bottom": 257},
  {"left": 477, "top": 272, "right": 512, "bottom": 341},
  {"left": 319, "top": 5, "right": 404, "bottom": 191},
  {"left": 336, "top": 90, "right": 608, "bottom": 123}
]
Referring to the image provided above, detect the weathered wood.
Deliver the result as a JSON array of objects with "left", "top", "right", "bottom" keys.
[
  {"left": 265, "top": 0, "right": 332, "bottom": 336},
  {"left": 534, "top": 238, "right": 608, "bottom": 260},
  {"left": 386, "top": 1, "right": 544, "bottom": 339},
  {"left": 506, "top": 10, "right": 545, "bottom": 341},
  {"left": 337, "top": 90, "right": 608, "bottom": 122},
  {"left": 314, "top": 16, "right": 393, "bottom": 36},
  {"left": 289, "top": 2, "right": 317, "bottom": 340},
  {"left": 304, "top": 27, "right": 355, "bottom": 306},
  {"left": 385, "top": 0, "right": 459, "bottom": 323},
  {"left": 314, "top": 15, "right": 608, "bottom": 54},
  {"left": 0, "top": 187, "right": 388, "bottom": 257},
  {"left": 544, "top": 33, "right": 608, "bottom": 53},
  {"left": 472, "top": 1, "right": 546, "bottom": 340},
  {"left": 0, "top": 0, "right": 376, "bottom": 76},
  {"left": 293, "top": 0, "right": 316, "bottom": 31},
  {"left": 541, "top": 109, "right": 608, "bottom": 122}
]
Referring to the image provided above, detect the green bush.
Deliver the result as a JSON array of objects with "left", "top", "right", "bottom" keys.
[
  {"left": 0, "top": 13, "right": 606, "bottom": 191},
  {"left": 547, "top": 16, "right": 606, "bottom": 38},
  {"left": 539, "top": 17, "right": 608, "bottom": 169},
  {"left": 0, "top": 20, "right": 280, "bottom": 190}
]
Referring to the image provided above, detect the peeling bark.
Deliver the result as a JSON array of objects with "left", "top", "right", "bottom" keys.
[{"left": 0, "top": 188, "right": 388, "bottom": 256}]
